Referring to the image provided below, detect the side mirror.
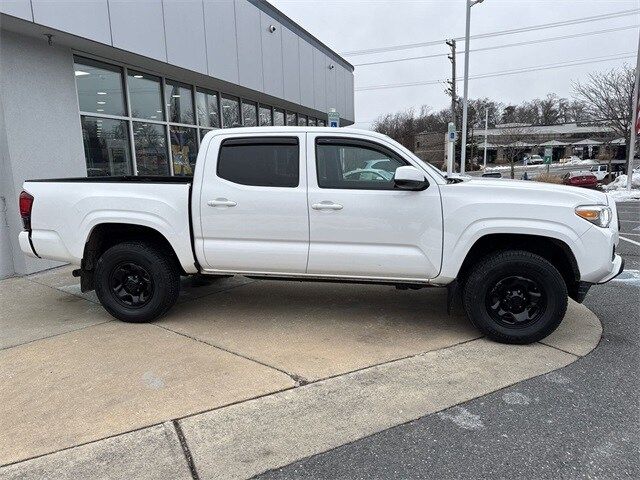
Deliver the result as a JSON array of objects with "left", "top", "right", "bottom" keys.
[{"left": 394, "top": 165, "right": 429, "bottom": 191}]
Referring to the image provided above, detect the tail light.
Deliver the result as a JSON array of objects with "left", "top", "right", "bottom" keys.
[{"left": 19, "top": 191, "right": 34, "bottom": 231}]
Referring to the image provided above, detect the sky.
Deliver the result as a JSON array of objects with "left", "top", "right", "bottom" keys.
[{"left": 269, "top": 0, "right": 639, "bottom": 128}]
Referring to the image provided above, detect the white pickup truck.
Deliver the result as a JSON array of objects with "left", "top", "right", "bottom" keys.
[{"left": 18, "top": 127, "right": 623, "bottom": 344}]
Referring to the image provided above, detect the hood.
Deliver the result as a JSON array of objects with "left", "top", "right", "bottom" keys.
[{"left": 453, "top": 177, "right": 608, "bottom": 206}]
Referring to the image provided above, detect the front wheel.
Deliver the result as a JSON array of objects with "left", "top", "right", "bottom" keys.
[
  {"left": 462, "top": 250, "right": 568, "bottom": 344},
  {"left": 95, "top": 241, "right": 180, "bottom": 322}
]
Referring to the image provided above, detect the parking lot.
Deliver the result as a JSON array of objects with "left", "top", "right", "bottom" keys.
[{"left": 0, "top": 236, "right": 614, "bottom": 479}]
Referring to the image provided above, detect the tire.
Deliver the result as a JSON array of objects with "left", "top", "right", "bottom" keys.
[
  {"left": 94, "top": 241, "right": 180, "bottom": 322},
  {"left": 462, "top": 250, "right": 568, "bottom": 344}
]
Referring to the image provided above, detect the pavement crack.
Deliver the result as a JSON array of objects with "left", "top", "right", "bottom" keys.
[
  {"left": 151, "top": 323, "right": 302, "bottom": 385},
  {"left": 172, "top": 420, "right": 201, "bottom": 480}
]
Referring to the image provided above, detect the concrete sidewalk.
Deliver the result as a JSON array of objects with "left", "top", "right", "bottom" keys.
[{"left": 0, "top": 267, "right": 602, "bottom": 479}]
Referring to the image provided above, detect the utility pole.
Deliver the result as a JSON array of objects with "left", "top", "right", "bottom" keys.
[
  {"left": 483, "top": 107, "right": 488, "bottom": 169},
  {"left": 627, "top": 29, "right": 640, "bottom": 191},
  {"left": 446, "top": 39, "right": 457, "bottom": 124},
  {"left": 446, "top": 39, "right": 457, "bottom": 173}
]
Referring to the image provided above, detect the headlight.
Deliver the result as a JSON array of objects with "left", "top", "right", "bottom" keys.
[{"left": 575, "top": 205, "right": 611, "bottom": 228}]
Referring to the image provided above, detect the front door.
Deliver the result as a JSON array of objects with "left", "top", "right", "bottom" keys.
[
  {"left": 198, "top": 134, "right": 308, "bottom": 274},
  {"left": 306, "top": 134, "right": 443, "bottom": 281}
]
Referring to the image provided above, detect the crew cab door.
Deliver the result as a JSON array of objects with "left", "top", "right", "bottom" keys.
[
  {"left": 306, "top": 134, "right": 443, "bottom": 280},
  {"left": 196, "top": 133, "right": 308, "bottom": 274}
]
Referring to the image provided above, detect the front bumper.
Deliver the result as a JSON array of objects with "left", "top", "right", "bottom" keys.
[{"left": 596, "top": 255, "right": 625, "bottom": 284}]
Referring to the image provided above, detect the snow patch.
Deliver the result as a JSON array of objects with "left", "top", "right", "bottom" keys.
[{"left": 603, "top": 174, "right": 640, "bottom": 202}]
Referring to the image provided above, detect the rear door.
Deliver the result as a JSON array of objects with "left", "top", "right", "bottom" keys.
[
  {"left": 197, "top": 133, "right": 308, "bottom": 274},
  {"left": 305, "top": 133, "right": 443, "bottom": 281}
]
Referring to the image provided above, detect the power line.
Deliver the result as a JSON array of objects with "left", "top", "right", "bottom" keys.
[
  {"left": 355, "top": 52, "right": 635, "bottom": 92},
  {"left": 342, "top": 9, "right": 639, "bottom": 56},
  {"left": 352, "top": 24, "right": 639, "bottom": 67}
]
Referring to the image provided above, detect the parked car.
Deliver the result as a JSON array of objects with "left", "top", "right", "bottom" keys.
[
  {"left": 524, "top": 155, "right": 544, "bottom": 165},
  {"left": 18, "top": 127, "right": 623, "bottom": 345},
  {"left": 562, "top": 171, "right": 598, "bottom": 188}
]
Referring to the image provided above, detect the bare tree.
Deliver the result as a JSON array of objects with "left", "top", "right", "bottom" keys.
[
  {"left": 573, "top": 65, "right": 635, "bottom": 157},
  {"left": 494, "top": 126, "right": 535, "bottom": 179}
]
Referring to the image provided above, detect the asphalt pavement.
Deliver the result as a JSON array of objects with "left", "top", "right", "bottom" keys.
[{"left": 259, "top": 201, "right": 640, "bottom": 480}]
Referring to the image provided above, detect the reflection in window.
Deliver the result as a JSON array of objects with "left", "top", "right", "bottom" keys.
[
  {"left": 221, "top": 95, "right": 240, "bottom": 127},
  {"left": 316, "top": 142, "right": 403, "bottom": 190},
  {"left": 133, "top": 122, "right": 170, "bottom": 175},
  {"left": 308, "top": 118, "right": 317, "bottom": 126},
  {"left": 286, "top": 111, "right": 297, "bottom": 126},
  {"left": 259, "top": 105, "right": 272, "bottom": 126},
  {"left": 318, "top": 119, "right": 326, "bottom": 127},
  {"left": 128, "top": 70, "right": 163, "bottom": 120},
  {"left": 196, "top": 89, "right": 220, "bottom": 128},
  {"left": 199, "top": 128, "right": 213, "bottom": 142},
  {"left": 170, "top": 126, "right": 198, "bottom": 176},
  {"left": 297, "top": 114, "right": 307, "bottom": 126},
  {"left": 81, "top": 116, "right": 131, "bottom": 176},
  {"left": 74, "top": 57, "right": 126, "bottom": 116},
  {"left": 165, "top": 80, "right": 194, "bottom": 124},
  {"left": 242, "top": 101, "right": 258, "bottom": 127},
  {"left": 274, "top": 108, "right": 285, "bottom": 126}
]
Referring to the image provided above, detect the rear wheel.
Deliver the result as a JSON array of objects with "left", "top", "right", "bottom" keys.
[
  {"left": 462, "top": 250, "right": 567, "bottom": 344},
  {"left": 95, "top": 242, "right": 180, "bottom": 322}
]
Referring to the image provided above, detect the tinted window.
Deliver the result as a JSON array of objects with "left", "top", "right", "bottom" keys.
[
  {"left": 81, "top": 116, "right": 132, "bottom": 176},
  {"left": 218, "top": 139, "right": 299, "bottom": 187},
  {"left": 74, "top": 57, "right": 126, "bottom": 116},
  {"left": 165, "top": 80, "right": 194, "bottom": 124},
  {"left": 316, "top": 139, "right": 405, "bottom": 190},
  {"left": 128, "top": 70, "right": 163, "bottom": 120}
]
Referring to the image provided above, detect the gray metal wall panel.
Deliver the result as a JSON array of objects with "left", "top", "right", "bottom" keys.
[
  {"left": 31, "top": 0, "right": 111, "bottom": 44},
  {"left": 260, "top": 11, "right": 283, "bottom": 98},
  {"left": 336, "top": 65, "right": 346, "bottom": 118},
  {"left": 281, "top": 26, "right": 300, "bottom": 104},
  {"left": 109, "top": 0, "right": 167, "bottom": 62},
  {"left": 203, "top": 0, "right": 238, "bottom": 84},
  {"left": 325, "top": 58, "right": 337, "bottom": 112},
  {"left": 298, "top": 39, "right": 314, "bottom": 109},
  {"left": 235, "top": 0, "right": 263, "bottom": 92},
  {"left": 163, "top": 0, "right": 207, "bottom": 75},
  {"left": 0, "top": 0, "right": 33, "bottom": 21},
  {"left": 312, "top": 48, "right": 326, "bottom": 112}
]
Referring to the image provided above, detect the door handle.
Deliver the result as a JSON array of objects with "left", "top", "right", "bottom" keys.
[
  {"left": 312, "top": 201, "right": 343, "bottom": 211},
  {"left": 207, "top": 198, "right": 237, "bottom": 207}
]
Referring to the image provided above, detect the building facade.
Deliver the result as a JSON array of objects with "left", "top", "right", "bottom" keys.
[
  {"left": 0, "top": 0, "right": 355, "bottom": 278},
  {"left": 414, "top": 122, "right": 626, "bottom": 168}
]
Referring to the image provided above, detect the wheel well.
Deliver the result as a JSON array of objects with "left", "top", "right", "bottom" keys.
[
  {"left": 81, "top": 223, "right": 183, "bottom": 290},
  {"left": 457, "top": 233, "right": 581, "bottom": 299}
]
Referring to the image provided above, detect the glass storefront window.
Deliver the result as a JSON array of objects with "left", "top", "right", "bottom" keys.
[
  {"left": 273, "top": 108, "right": 285, "bottom": 126},
  {"left": 165, "top": 80, "right": 194, "bottom": 124},
  {"left": 133, "top": 122, "right": 170, "bottom": 175},
  {"left": 170, "top": 126, "right": 198, "bottom": 176},
  {"left": 199, "top": 128, "right": 214, "bottom": 142},
  {"left": 242, "top": 100, "right": 258, "bottom": 126},
  {"left": 81, "top": 116, "right": 131, "bottom": 176},
  {"left": 308, "top": 117, "right": 316, "bottom": 126},
  {"left": 128, "top": 70, "right": 163, "bottom": 120},
  {"left": 196, "top": 89, "right": 220, "bottom": 128},
  {"left": 259, "top": 105, "right": 272, "bottom": 126},
  {"left": 221, "top": 95, "right": 241, "bottom": 127},
  {"left": 318, "top": 119, "right": 326, "bottom": 127},
  {"left": 74, "top": 57, "right": 126, "bottom": 116},
  {"left": 286, "top": 111, "right": 297, "bottom": 126},
  {"left": 297, "top": 114, "right": 307, "bottom": 126}
]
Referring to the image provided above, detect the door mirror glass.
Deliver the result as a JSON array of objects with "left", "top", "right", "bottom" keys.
[{"left": 394, "top": 166, "right": 428, "bottom": 190}]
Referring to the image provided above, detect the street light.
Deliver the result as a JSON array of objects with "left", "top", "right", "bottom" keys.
[{"left": 460, "top": 0, "right": 485, "bottom": 175}]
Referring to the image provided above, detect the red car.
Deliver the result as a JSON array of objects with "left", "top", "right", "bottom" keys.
[{"left": 562, "top": 171, "right": 598, "bottom": 188}]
